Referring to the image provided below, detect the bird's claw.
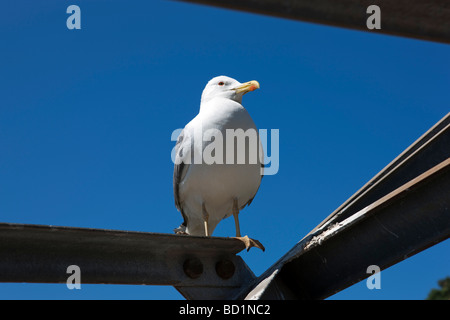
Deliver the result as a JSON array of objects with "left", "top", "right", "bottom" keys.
[
  {"left": 174, "top": 227, "right": 188, "bottom": 235},
  {"left": 233, "top": 235, "right": 265, "bottom": 252}
]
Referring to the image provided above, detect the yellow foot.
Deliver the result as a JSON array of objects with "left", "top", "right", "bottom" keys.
[{"left": 233, "top": 235, "right": 265, "bottom": 252}]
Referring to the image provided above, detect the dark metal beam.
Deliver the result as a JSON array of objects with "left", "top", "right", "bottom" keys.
[
  {"left": 176, "top": 0, "right": 450, "bottom": 44},
  {"left": 238, "top": 158, "right": 450, "bottom": 299},
  {"left": 309, "top": 112, "right": 450, "bottom": 237},
  {"left": 237, "top": 113, "right": 450, "bottom": 299},
  {"left": 0, "top": 224, "right": 255, "bottom": 299}
]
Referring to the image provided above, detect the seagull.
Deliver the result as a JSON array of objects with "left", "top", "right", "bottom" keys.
[{"left": 173, "top": 75, "right": 265, "bottom": 251}]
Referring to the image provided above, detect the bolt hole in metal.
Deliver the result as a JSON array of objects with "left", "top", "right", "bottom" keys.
[
  {"left": 183, "top": 257, "right": 236, "bottom": 280},
  {"left": 215, "top": 259, "right": 235, "bottom": 280},
  {"left": 183, "top": 258, "right": 203, "bottom": 279}
]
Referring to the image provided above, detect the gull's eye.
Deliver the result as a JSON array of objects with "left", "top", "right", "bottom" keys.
[{"left": 218, "top": 81, "right": 225, "bottom": 86}]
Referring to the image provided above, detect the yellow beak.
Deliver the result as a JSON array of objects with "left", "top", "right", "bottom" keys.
[{"left": 234, "top": 80, "right": 260, "bottom": 94}]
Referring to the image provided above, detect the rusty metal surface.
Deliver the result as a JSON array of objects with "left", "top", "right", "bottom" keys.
[
  {"left": 0, "top": 224, "right": 255, "bottom": 299},
  {"left": 239, "top": 158, "right": 450, "bottom": 299},
  {"left": 176, "top": 0, "right": 450, "bottom": 44}
]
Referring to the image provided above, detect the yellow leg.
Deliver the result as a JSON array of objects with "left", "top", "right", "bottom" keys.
[
  {"left": 232, "top": 198, "right": 241, "bottom": 237},
  {"left": 232, "top": 198, "right": 265, "bottom": 252},
  {"left": 202, "top": 202, "right": 209, "bottom": 236}
]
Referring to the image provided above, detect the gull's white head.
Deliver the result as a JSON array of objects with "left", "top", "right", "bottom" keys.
[{"left": 200, "top": 75, "right": 260, "bottom": 105}]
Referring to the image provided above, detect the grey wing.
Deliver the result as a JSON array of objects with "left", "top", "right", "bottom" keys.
[
  {"left": 244, "top": 163, "right": 264, "bottom": 208},
  {"left": 173, "top": 129, "right": 191, "bottom": 225},
  {"left": 243, "top": 138, "right": 265, "bottom": 208}
]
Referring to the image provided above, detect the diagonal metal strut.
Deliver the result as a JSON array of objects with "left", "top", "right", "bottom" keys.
[{"left": 236, "top": 113, "right": 450, "bottom": 299}]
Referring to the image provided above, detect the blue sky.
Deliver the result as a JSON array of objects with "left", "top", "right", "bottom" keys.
[{"left": 0, "top": 0, "right": 449, "bottom": 299}]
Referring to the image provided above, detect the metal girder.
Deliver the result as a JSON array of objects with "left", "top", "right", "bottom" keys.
[
  {"left": 236, "top": 113, "right": 450, "bottom": 299},
  {"left": 238, "top": 113, "right": 450, "bottom": 299},
  {"left": 238, "top": 158, "right": 450, "bottom": 299},
  {"left": 0, "top": 224, "right": 255, "bottom": 299},
  {"left": 176, "top": 0, "right": 450, "bottom": 44},
  {"left": 309, "top": 113, "right": 450, "bottom": 237}
]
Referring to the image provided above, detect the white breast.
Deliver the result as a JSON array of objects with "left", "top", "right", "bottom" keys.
[{"left": 178, "top": 98, "right": 263, "bottom": 236}]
